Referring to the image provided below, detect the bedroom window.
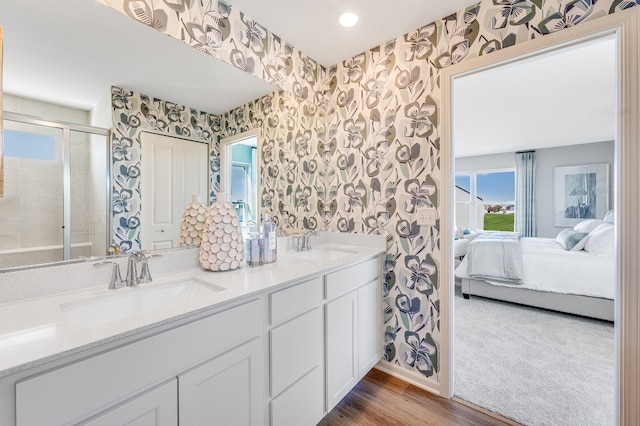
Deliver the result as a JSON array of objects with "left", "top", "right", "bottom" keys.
[{"left": 455, "top": 170, "right": 515, "bottom": 232}]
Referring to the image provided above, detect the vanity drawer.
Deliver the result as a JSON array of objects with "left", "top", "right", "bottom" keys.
[
  {"left": 270, "top": 276, "right": 322, "bottom": 326},
  {"left": 16, "top": 299, "right": 262, "bottom": 426},
  {"left": 325, "top": 257, "right": 380, "bottom": 301}
]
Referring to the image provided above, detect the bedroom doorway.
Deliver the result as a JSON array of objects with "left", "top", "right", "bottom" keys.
[
  {"left": 454, "top": 34, "right": 616, "bottom": 426},
  {"left": 440, "top": 8, "right": 640, "bottom": 426}
]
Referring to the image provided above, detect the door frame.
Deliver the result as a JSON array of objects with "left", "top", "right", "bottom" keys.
[
  {"left": 220, "top": 129, "right": 261, "bottom": 224},
  {"left": 439, "top": 8, "right": 640, "bottom": 425}
]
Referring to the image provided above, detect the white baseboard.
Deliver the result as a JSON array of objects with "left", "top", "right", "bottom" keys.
[{"left": 373, "top": 361, "right": 441, "bottom": 396}]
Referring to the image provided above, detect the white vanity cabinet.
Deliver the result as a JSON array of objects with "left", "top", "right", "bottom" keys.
[
  {"left": 82, "top": 380, "right": 178, "bottom": 426},
  {"left": 14, "top": 299, "right": 263, "bottom": 426},
  {"left": 268, "top": 277, "right": 324, "bottom": 426},
  {"left": 325, "top": 257, "right": 382, "bottom": 411},
  {"left": 1, "top": 245, "right": 385, "bottom": 426},
  {"left": 178, "top": 339, "right": 263, "bottom": 425}
]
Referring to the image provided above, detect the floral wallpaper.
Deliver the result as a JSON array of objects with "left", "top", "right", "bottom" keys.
[
  {"left": 110, "top": 86, "right": 219, "bottom": 251},
  {"left": 211, "top": 0, "right": 636, "bottom": 385},
  {"left": 105, "top": 0, "right": 637, "bottom": 386},
  {"left": 96, "top": 0, "right": 326, "bottom": 104},
  {"left": 218, "top": 90, "right": 324, "bottom": 230},
  {"left": 326, "top": 0, "right": 636, "bottom": 383}
]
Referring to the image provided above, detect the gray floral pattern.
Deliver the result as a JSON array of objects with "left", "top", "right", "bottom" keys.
[
  {"left": 106, "top": 0, "right": 635, "bottom": 383},
  {"left": 97, "top": 0, "right": 325, "bottom": 103},
  {"left": 110, "top": 86, "right": 218, "bottom": 251}
]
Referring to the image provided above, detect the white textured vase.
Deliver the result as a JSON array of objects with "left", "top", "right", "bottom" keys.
[
  {"left": 199, "top": 193, "right": 244, "bottom": 271},
  {"left": 179, "top": 195, "right": 207, "bottom": 247}
]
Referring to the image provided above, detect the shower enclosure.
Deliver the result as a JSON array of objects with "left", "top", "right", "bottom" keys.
[{"left": 0, "top": 112, "right": 110, "bottom": 269}]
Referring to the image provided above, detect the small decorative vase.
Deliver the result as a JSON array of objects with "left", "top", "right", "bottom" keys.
[
  {"left": 179, "top": 195, "right": 207, "bottom": 247},
  {"left": 199, "top": 193, "right": 244, "bottom": 271}
]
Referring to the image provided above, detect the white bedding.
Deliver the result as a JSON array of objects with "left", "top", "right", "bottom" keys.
[{"left": 455, "top": 237, "right": 615, "bottom": 300}]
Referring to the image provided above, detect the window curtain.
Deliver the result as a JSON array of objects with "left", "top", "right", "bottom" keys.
[{"left": 516, "top": 151, "right": 536, "bottom": 237}]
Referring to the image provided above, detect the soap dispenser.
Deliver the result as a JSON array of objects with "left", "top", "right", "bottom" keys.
[{"left": 260, "top": 214, "right": 277, "bottom": 263}]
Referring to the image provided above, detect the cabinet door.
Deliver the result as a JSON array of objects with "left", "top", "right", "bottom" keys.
[
  {"left": 270, "top": 366, "right": 323, "bottom": 426},
  {"left": 178, "top": 339, "right": 263, "bottom": 426},
  {"left": 325, "top": 290, "right": 358, "bottom": 411},
  {"left": 358, "top": 279, "right": 382, "bottom": 379},
  {"left": 82, "top": 380, "right": 177, "bottom": 426},
  {"left": 271, "top": 307, "right": 322, "bottom": 396}
]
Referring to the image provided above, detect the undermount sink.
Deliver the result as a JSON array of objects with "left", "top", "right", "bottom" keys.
[
  {"left": 60, "top": 278, "right": 225, "bottom": 330},
  {"left": 291, "top": 247, "right": 357, "bottom": 261}
]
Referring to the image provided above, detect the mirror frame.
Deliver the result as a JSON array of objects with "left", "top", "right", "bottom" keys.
[{"left": 220, "top": 129, "right": 262, "bottom": 227}]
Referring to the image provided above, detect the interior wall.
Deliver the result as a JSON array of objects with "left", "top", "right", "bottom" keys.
[
  {"left": 215, "top": 0, "right": 632, "bottom": 388},
  {"left": 536, "top": 141, "right": 615, "bottom": 237},
  {"left": 455, "top": 141, "right": 614, "bottom": 238},
  {"left": 217, "top": 90, "right": 324, "bottom": 231},
  {"left": 109, "top": 86, "right": 218, "bottom": 252},
  {"left": 97, "top": 0, "right": 325, "bottom": 106}
]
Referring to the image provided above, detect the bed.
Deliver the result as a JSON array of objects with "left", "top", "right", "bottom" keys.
[{"left": 454, "top": 223, "right": 615, "bottom": 321}]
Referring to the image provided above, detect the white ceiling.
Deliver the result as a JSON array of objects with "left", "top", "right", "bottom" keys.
[
  {"left": 0, "top": 0, "right": 276, "bottom": 114},
  {"left": 227, "top": 0, "right": 475, "bottom": 67},
  {"left": 454, "top": 36, "right": 617, "bottom": 158}
]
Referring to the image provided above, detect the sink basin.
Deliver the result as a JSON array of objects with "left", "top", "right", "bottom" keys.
[
  {"left": 60, "top": 278, "right": 225, "bottom": 330},
  {"left": 291, "top": 247, "right": 357, "bottom": 261}
]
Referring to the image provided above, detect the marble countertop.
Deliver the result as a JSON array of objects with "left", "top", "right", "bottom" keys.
[{"left": 0, "top": 241, "right": 384, "bottom": 378}]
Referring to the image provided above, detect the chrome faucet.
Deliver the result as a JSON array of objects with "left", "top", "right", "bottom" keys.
[
  {"left": 125, "top": 254, "right": 139, "bottom": 287},
  {"left": 93, "top": 260, "right": 126, "bottom": 289},
  {"left": 293, "top": 230, "right": 318, "bottom": 252},
  {"left": 136, "top": 252, "right": 153, "bottom": 283},
  {"left": 125, "top": 251, "right": 153, "bottom": 287}
]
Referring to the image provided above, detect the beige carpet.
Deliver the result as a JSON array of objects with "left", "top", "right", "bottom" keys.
[{"left": 454, "top": 287, "right": 615, "bottom": 426}]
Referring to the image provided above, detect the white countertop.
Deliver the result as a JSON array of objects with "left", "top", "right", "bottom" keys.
[{"left": 0, "top": 240, "right": 384, "bottom": 378}]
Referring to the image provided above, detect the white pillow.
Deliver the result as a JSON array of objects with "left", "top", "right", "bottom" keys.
[
  {"left": 555, "top": 229, "right": 589, "bottom": 251},
  {"left": 573, "top": 219, "right": 607, "bottom": 233},
  {"left": 603, "top": 210, "right": 615, "bottom": 224},
  {"left": 584, "top": 224, "right": 615, "bottom": 256}
]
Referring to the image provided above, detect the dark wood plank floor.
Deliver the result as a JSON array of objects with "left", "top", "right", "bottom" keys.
[{"left": 318, "top": 369, "right": 514, "bottom": 426}]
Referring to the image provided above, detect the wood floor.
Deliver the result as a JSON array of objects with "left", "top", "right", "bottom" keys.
[{"left": 318, "top": 369, "right": 514, "bottom": 426}]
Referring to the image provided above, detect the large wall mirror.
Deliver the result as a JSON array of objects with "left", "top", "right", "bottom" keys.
[
  {"left": 220, "top": 130, "right": 260, "bottom": 234},
  {"left": 0, "top": 0, "right": 276, "bottom": 270}
]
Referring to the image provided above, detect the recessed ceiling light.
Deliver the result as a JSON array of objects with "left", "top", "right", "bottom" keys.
[{"left": 339, "top": 12, "right": 358, "bottom": 27}]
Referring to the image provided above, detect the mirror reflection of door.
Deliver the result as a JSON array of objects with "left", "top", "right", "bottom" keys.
[
  {"left": 220, "top": 131, "right": 259, "bottom": 233},
  {"left": 140, "top": 132, "right": 209, "bottom": 250}
]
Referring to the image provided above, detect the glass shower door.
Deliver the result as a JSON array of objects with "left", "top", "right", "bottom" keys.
[
  {"left": 69, "top": 129, "right": 109, "bottom": 259},
  {"left": 1, "top": 115, "right": 110, "bottom": 269},
  {"left": 0, "top": 120, "right": 64, "bottom": 268}
]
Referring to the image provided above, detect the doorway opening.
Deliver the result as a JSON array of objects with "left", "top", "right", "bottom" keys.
[{"left": 439, "top": 10, "right": 640, "bottom": 424}]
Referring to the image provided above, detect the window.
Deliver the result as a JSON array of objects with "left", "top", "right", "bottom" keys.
[
  {"left": 3, "top": 129, "right": 56, "bottom": 160},
  {"left": 455, "top": 170, "right": 516, "bottom": 232}
]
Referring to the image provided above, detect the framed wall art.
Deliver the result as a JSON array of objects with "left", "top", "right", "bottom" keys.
[{"left": 554, "top": 163, "right": 609, "bottom": 227}]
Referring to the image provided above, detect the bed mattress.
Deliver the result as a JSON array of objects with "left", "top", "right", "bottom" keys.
[{"left": 455, "top": 237, "right": 615, "bottom": 300}]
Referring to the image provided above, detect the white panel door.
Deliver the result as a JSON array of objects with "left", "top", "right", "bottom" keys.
[
  {"left": 140, "top": 133, "right": 208, "bottom": 250},
  {"left": 325, "top": 290, "right": 358, "bottom": 412},
  {"left": 178, "top": 339, "right": 263, "bottom": 426},
  {"left": 81, "top": 380, "right": 177, "bottom": 426}
]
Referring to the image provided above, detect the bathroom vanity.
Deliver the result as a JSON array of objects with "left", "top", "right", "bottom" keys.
[{"left": 0, "top": 233, "right": 385, "bottom": 425}]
